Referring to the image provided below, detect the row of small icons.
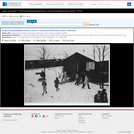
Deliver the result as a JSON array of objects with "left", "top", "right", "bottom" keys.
[
  {"left": 3, "top": 15, "right": 23, "bottom": 17},
  {"left": 31, "top": 114, "right": 49, "bottom": 118}
]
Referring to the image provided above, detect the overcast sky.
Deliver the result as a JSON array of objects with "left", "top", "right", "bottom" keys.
[{"left": 24, "top": 45, "right": 110, "bottom": 61}]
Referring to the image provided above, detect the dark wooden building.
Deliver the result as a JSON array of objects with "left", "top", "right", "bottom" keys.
[
  {"left": 25, "top": 59, "right": 63, "bottom": 70},
  {"left": 63, "top": 52, "right": 109, "bottom": 82},
  {"left": 95, "top": 61, "right": 109, "bottom": 82},
  {"left": 63, "top": 52, "right": 95, "bottom": 79}
]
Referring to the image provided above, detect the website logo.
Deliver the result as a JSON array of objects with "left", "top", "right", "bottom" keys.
[{"left": 3, "top": 2, "right": 7, "bottom": 6}]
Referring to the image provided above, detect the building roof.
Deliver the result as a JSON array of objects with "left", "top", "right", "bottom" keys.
[{"left": 64, "top": 52, "right": 95, "bottom": 62}]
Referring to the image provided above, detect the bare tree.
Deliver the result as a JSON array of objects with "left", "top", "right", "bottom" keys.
[
  {"left": 37, "top": 46, "right": 50, "bottom": 72},
  {"left": 95, "top": 45, "right": 109, "bottom": 88},
  {"left": 93, "top": 45, "right": 96, "bottom": 61},
  {"left": 62, "top": 49, "right": 69, "bottom": 59},
  {"left": 88, "top": 46, "right": 96, "bottom": 61}
]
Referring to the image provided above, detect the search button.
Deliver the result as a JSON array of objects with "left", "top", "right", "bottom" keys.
[
  {"left": 127, "top": 2, "right": 131, "bottom": 6},
  {"left": 27, "top": 20, "right": 37, "bottom": 23}
]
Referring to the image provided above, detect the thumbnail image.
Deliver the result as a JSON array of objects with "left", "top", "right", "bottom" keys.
[{"left": 24, "top": 45, "right": 110, "bottom": 105}]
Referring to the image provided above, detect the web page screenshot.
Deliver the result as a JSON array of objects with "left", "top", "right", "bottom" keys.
[
  {"left": 0, "top": 0, "right": 134, "bottom": 134},
  {"left": 0, "top": 10, "right": 133, "bottom": 107}
]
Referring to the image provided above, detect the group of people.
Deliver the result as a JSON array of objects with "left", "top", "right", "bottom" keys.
[
  {"left": 40, "top": 70, "right": 108, "bottom": 104},
  {"left": 94, "top": 89, "right": 108, "bottom": 103},
  {"left": 75, "top": 72, "right": 91, "bottom": 89},
  {"left": 40, "top": 70, "right": 60, "bottom": 95}
]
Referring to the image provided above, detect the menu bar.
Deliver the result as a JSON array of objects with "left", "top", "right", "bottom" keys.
[{"left": 0, "top": 1, "right": 133, "bottom": 8}]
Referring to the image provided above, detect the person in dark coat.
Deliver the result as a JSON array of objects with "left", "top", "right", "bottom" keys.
[
  {"left": 101, "top": 89, "right": 108, "bottom": 103},
  {"left": 54, "top": 77, "right": 60, "bottom": 91},
  {"left": 81, "top": 72, "right": 85, "bottom": 88},
  {"left": 40, "top": 70, "right": 46, "bottom": 78},
  {"left": 94, "top": 91, "right": 101, "bottom": 103}
]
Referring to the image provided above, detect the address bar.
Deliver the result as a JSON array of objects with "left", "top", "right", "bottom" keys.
[{"left": 27, "top": 22, "right": 83, "bottom": 26}]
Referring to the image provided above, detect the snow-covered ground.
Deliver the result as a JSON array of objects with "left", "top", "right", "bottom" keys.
[{"left": 24, "top": 66, "right": 110, "bottom": 105}]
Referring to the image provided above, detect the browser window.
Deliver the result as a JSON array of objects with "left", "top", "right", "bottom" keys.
[
  {"left": 0, "top": 11, "right": 133, "bottom": 107},
  {"left": 0, "top": 0, "right": 134, "bottom": 134}
]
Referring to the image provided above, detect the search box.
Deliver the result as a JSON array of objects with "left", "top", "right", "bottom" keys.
[
  {"left": 97, "top": 2, "right": 127, "bottom": 7},
  {"left": 27, "top": 22, "right": 83, "bottom": 26}
]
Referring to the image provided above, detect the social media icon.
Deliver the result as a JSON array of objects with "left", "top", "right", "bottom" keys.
[
  {"left": 31, "top": 115, "right": 34, "bottom": 118},
  {"left": 39, "top": 115, "right": 41, "bottom": 117},
  {"left": 42, "top": 115, "right": 45, "bottom": 118},
  {"left": 35, "top": 115, "right": 38, "bottom": 118}
]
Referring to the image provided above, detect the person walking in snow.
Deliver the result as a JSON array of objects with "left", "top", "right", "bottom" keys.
[
  {"left": 54, "top": 77, "right": 60, "bottom": 91},
  {"left": 64, "top": 71, "right": 67, "bottom": 82},
  {"left": 75, "top": 73, "right": 79, "bottom": 86},
  {"left": 82, "top": 75, "right": 91, "bottom": 89},
  {"left": 42, "top": 79, "right": 47, "bottom": 95},
  {"left": 61, "top": 71, "right": 67, "bottom": 83},
  {"left": 81, "top": 72, "right": 85, "bottom": 86},
  {"left": 40, "top": 70, "right": 46, "bottom": 78}
]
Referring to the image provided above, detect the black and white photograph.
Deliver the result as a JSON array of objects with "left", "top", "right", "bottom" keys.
[{"left": 24, "top": 45, "right": 110, "bottom": 106}]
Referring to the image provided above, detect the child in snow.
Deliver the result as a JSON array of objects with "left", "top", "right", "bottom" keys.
[
  {"left": 94, "top": 91, "right": 101, "bottom": 103},
  {"left": 82, "top": 75, "right": 91, "bottom": 89},
  {"left": 54, "top": 77, "right": 60, "bottom": 91},
  {"left": 75, "top": 73, "right": 79, "bottom": 86},
  {"left": 42, "top": 79, "right": 47, "bottom": 95},
  {"left": 101, "top": 89, "right": 108, "bottom": 103}
]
